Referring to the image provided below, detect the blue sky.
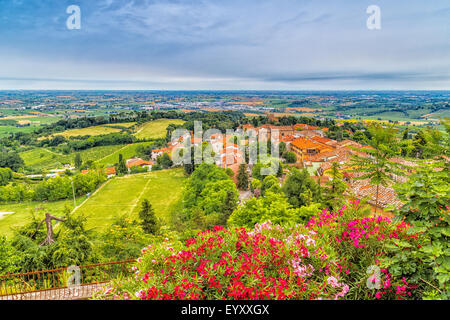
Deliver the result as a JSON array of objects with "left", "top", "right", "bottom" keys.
[{"left": 0, "top": 0, "right": 449, "bottom": 90}]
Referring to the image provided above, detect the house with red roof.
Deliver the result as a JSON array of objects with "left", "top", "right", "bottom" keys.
[{"left": 126, "top": 158, "right": 154, "bottom": 172}]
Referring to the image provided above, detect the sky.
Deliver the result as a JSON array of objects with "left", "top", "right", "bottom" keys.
[{"left": 0, "top": 0, "right": 449, "bottom": 90}]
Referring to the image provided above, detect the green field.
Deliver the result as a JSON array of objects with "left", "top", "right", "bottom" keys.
[
  {"left": 0, "top": 169, "right": 185, "bottom": 237},
  {"left": 93, "top": 142, "right": 156, "bottom": 167},
  {"left": 52, "top": 125, "right": 122, "bottom": 138},
  {"left": 74, "top": 168, "right": 185, "bottom": 232},
  {"left": 20, "top": 145, "right": 126, "bottom": 171},
  {"left": 0, "top": 197, "right": 86, "bottom": 237},
  {"left": 0, "top": 115, "right": 62, "bottom": 138},
  {"left": 134, "top": 118, "right": 185, "bottom": 140},
  {"left": 103, "top": 122, "right": 136, "bottom": 129}
]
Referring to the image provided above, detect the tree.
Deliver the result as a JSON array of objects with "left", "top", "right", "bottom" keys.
[
  {"left": 156, "top": 153, "right": 173, "bottom": 169},
  {"left": 261, "top": 175, "right": 281, "bottom": 196},
  {"left": 323, "top": 162, "right": 347, "bottom": 209},
  {"left": 0, "top": 168, "right": 13, "bottom": 186},
  {"left": 181, "top": 164, "right": 238, "bottom": 230},
  {"left": 402, "top": 128, "right": 409, "bottom": 140},
  {"left": 350, "top": 123, "right": 404, "bottom": 214},
  {"left": 0, "top": 152, "right": 24, "bottom": 172},
  {"left": 393, "top": 162, "right": 450, "bottom": 298},
  {"left": 198, "top": 180, "right": 239, "bottom": 227},
  {"left": 282, "top": 168, "right": 321, "bottom": 208},
  {"left": 74, "top": 153, "right": 83, "bottom": 169},
  {"left": 228, "top": 191, "right": 319, "bottom": 228},
  {"left": 284, "top": 152, "right": 297, "bottom": 163},
  {"left": 138, "top": 199, "right": 159, "bottom": 234},
  {"left": 117, "top": 153, "right": 128, "bottom": 175},
  {"left": 236, "top": 164, "right": 249, "bottom": 190},
  {"left": 352, "top": 130, "right": 367, "bottom": 143},
  {"left": 32, "top": 212, "right": 66, "bottom": 246},
  {"left": 279, "top": 141, "right": 287, "bottom": 156}
]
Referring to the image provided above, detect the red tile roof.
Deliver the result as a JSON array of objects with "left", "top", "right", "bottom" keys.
[{"left": 126, "top": 158, "right": 154, "bottom": 168}]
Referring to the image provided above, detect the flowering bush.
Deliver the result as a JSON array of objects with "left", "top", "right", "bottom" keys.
[
  {"left": 307, "top": 200, "right": 422, "bottom": 299},
  {"left": 94, "top": 200, "right": 423, "bottom": 300}
]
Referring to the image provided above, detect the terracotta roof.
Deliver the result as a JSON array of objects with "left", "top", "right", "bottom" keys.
[
  {"left": 294, "top": 123, "right": 320, "bottom": 130},
  {"left": 307, "top": 150, "right": 338, "bottom": 162},
  {"left": 336, "top": 140, "right": 361, "bottom": 148},
  {"left": 281, "top": 135, "right": 296, "bottom": 142},
  {"left": 296, "top": 129, "right": 322, "bottom": 138},
  {"left": 291, "top": 137, "right": 334, "bottom": 153},
  {"left": 152, "top": 147, "right": 172, "bottom": 154},
  {"left": 311, "top": 136, "right": 336, "bottom": 146},
  {"left": 126, "top": 158, "right": 154, "bottom": 168},
  {"left": 105, "top": 167, "right": 116, "bottom": 175},
  {"left": 347, "top": 177, "right": 403, "bottom": 209}
]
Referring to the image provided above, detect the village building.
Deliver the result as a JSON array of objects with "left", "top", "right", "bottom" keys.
[
  {"left": 289, "top": 137, "right": 335, "bottom": 164},
  {"left": 126, "top": 158, "right": 154, "bottom": 172},
  {"left": 151, "top": 147, "right": 172, "bottom": 161}
]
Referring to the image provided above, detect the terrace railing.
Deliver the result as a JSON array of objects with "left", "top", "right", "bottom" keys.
[{"left": 0, "top": 260, "right": 135, "bottom": 300}]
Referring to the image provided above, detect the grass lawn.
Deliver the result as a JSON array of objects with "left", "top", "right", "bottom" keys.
[
  {"left": 52, "top": 125, "right": 122, "bottom": 138},
  {"left": 74, "top": 168, "right": 185, "bottom": 233},
  {"left": 0, "top": 197, "right": 86, "bottom": 238},
  {"left": 134, "top": 119, "right": 185, "bottom": 140}
]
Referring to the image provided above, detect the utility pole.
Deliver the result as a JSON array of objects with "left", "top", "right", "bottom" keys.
[{"left": 70, "top": 178, "right": 76, "bottom": 208}]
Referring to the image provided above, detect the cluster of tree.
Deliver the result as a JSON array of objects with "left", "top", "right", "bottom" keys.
[
  {"left": 68, "top": 133, "right": 135, "bottom": 151},
  {"left": 243, "top": 114, "right": 334, "bottom": 128},
  {"left": 326, "top": 122, "right": 367, "bottom": 141},
  {"left": 38, "top": 135, "right": 68, "bottom": 148},
  {"left": 0, "top": 197, "right": 164, "bottom": 273},
  {"left": 172, "top": 164, "right": 239, "bottom": 237},
  {"left": 0, "top": 168, "right": 13, "bottom": 186},
  {"left": 251, "top": 159, "right": 283, "bottom": 181},
  {"left": 400, "top": 123, "right": 449, "bottom": 159},
  {"left": 135, "top": 139, "right": 166, "bottom": 160},
  {"left": 0, "top": 171, "right": 105, "bottom": 203},
  {"left": 34, "top": 114, "right": 139, "bottom": 137},
  {"left": 229, "top": 172, "right": 322, "bottom": 228},
  {"left": 0, "top": 151, "right": 24, "bottom": 172},
  {"left": 153, "top": 153, "right": 173, "bottom": 171}
]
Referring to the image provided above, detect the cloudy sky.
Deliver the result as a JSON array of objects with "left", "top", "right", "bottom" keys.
[{"left": 0, "top": 0, "right": 449, "bottom": 90}]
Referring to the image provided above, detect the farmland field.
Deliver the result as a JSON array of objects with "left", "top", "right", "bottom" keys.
[
  {"left": 20, "top": 145, "right": 126, "bottom": 171},
  {"left": 103, "top": 122, "right": 136, "bottom": 129},
  {"left": 134, "top": 118, "right": 185, "bottom": 140},
  {"left": 93, "top": 142, "right": 156, "bottom": 167},
  {"left": 74, "top": 168, "right": 185, "bottom": 232},
  {"left": 0, "top": 115, "right": 62, "bottom": 138},
  {"left": 52, "top": 125, "right": 122, "bottom": 138}
]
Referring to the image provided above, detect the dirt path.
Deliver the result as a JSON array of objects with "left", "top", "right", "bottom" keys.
[
  {"left": 71, "top": 179, "right": 112, "bottom": 214},
  {"left": 94, "top": 144, "right": 131, "bottom": 164},
  {"left": 130, "top": 175, "right": 152, "bottom": 214}
]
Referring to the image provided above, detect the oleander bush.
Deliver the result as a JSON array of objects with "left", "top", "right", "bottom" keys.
[{"left": 95, "top": 200, "right": 427, "bottom": 300}]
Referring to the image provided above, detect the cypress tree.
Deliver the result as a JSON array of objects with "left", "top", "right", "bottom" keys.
[{"left": 139, "top": 199, "right": 159, "bottom": 234}]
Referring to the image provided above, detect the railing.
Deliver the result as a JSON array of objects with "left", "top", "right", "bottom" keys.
[{"left": 0, "top": 260, "right": 135, "bottom": 300}]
